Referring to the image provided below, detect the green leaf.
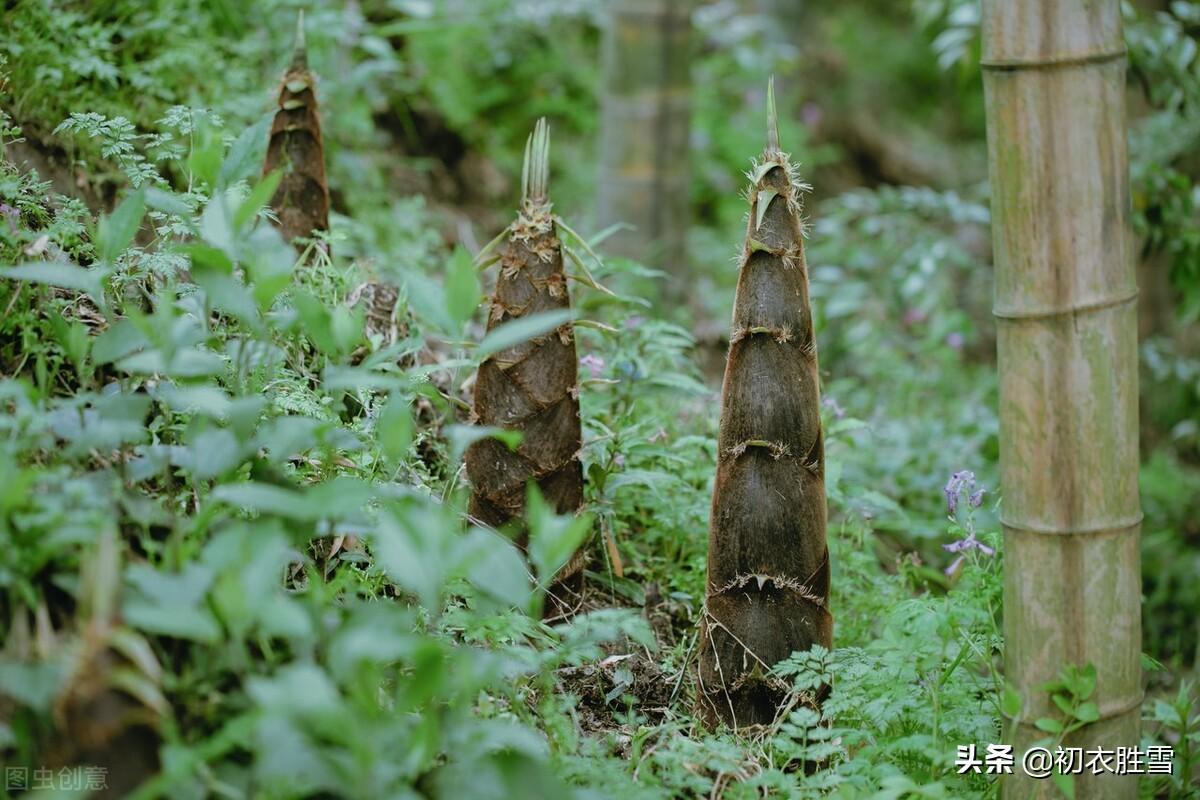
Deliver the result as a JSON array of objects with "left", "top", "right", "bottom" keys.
[
  {"left": 2, "top": 261, "right": 101, "bottom": 297},
  {"left": 1076, "top": 663, "right": 1097, "bottom": 700},
  {"left": 403, "top": 273, "right": 454, "bottom": 335},
  {"left": 292, "top": 291, "right": 337, "bottom": 354},
  {"left": 0, "top": 660, "right": 67, "bottom": 712},
  {"left": 200, "top": 193, "right": 236, "bottom": 256},
  {"left": 187, "top": 121, "right": 223, "bottom": 188},
  {"left": 145, "top": 187, "right": 193, "bottom": 217},
  {"left": 526, "top": 483, "right": 592, "bottom": 587},
  {"left": 378, "top": 394, "right": 414, "bottom": 466},
  {"left": 1034, "top": 717, "right": 1064, "bottom": 734},
  {"left": 455, "top": 528, "right": 531, "bottom": 609},
  {"left": 97, "top": 189, "right": 146, "bottom": 263},
  {"left": 1002, "top": 683, "right": 1022, "bottom": 718},
  {"left": 444, "top": 424, "right": 522, "bottom": 466},
  {"left": 1073, "top": 701, "right": 1100, "bottom": 723},
  {"left": 124, "top": 562, "right": 222, "bottom": 644},
  {"left": 1051, "top": 771, "right": 1075, "bottom": 799},
  {"left": 219, "top": 115, "right": 271, "bottom": 187},
  {"left": 444, "top": 246, "right": 480, "bottom": 328},
  {"left": 235, "top": 170, "right": 282, "bottom": 231},
  {"left": 476, "top": 309, "right": 573, "bottom": 360}
]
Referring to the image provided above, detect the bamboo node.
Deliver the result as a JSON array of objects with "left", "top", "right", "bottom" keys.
[
  {"left": 980, "top": 47, "right": 1127, "bottom": 72},
  {"left": 1000, "top": 513, "right": 1143, "bottom": 538},
  {"left": 730, "top": 325, "right": 794, "bottom": 345},
  {"left": 992, "top": 288, "right": 1138, "bottom": 321},
  {"left": 724, "top": 439, "right": 790, "bottom": 461}
]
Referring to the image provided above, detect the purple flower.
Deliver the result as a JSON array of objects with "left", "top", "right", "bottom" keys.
[
  {"left": 946, "top": 332, "right": 965, "bottom": 351},
  {"left": 613, "top": 453, "right": 626, "bottom": 468},
  {"left": 580, "top": 354, "right": 605, "bottom": 379},
  {"left": 942, "top": 532, "right": 996, "bottom": 577},
  {"left": 822, "top": 396, "right": 846, "bottom": 419},
  {"left": 944, "top": 470, "right": 987, "bottom": 515},
  {"left": 0, "top": 203, "right": 18, "bottom": 234},
  {"left": 943, "top": 532, "right": 994, "bottom": 556}
]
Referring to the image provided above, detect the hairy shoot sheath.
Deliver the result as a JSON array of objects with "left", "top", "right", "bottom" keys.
[
  {"left": 697, "top": 81, "right": 832, "bottom": 728},
  {"left": 263, "top": 11, "right": 331, "bottom": 250},
  {"left": 465, "top": 120, "right": 586, "bottom": 615}
]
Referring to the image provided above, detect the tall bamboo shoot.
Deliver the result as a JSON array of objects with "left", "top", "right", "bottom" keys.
[{"left": 697, "top": 83, "right": 831, "bottom": 729}]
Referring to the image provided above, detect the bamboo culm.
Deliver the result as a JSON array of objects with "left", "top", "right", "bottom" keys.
[
  {"left": 981, "top": 2, "right": 1141, "bottom": 797},
  {"left": 697, "top": 84, "right": 832, "bottom": 729}
]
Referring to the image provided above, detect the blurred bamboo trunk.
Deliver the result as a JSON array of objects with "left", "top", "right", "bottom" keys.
[
  {"left": 981, "top": 2, "right": 1141, "bottom": 798},
  {"left": 597, "top": 0, "right": 692, "bottom": 295}
]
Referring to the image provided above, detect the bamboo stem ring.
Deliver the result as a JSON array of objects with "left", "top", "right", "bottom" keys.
[
  {"left": 992, "top": 288, "right": 1138, "bottom": 321},
  {"left": 1004, "top": 690, "right": 1146, "bottom": 726},
  {"left": 981, "top": 47, "right": 1127, "bottom": 71},
  {"left": 1000, "top": 512, "right": 1143, "bottom": 538}
]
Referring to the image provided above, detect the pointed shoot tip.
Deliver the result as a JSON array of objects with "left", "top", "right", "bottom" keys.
[
  {"left": 767, "top": 76, "right": 780, "bottom": 153},
  {"left": 523, "top": 117, "right": 551, "bottom": 204},
  {"left": 290, "top": 9, "right": 308, "bottom": 69}
]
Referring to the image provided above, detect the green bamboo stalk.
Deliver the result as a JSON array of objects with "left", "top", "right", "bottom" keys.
[
  {"left": 697, "top": 81, "right": 831, "bottom": 729},
  {"left": 981, "top": 3, "right": 1141, "bottom": 797},
  {"left": 465, "top": 120, "right": 586, "bottom": 616},
  {"left": 263, "top": 11, "right": 331, "bottom": 250},
  {"left": 597, "top": 0, "right": 692, "bottom": 291}
]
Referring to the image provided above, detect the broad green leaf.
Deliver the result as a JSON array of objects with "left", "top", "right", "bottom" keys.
[
  {"left": 2, "top": 261, "right": 101, "bottom": 297},
  {"left": 124, "top": 562, "right": 221, "bottom": 644},
  {"left": 97, "top": 188, "right": 146, "bottom": 263},
  {"left": 526, "top": 483, "right": 592, "bottom": 587},
  {"left": 1051, "top": 772, "right": 1075, "bottom": 800},
  {"left": 219, "top": 115, "right": 271, "bottom": 187},
  {"left": 476, "top": 309, "right": 573, "bottom": 360},
  {"left": 378, "top": 394, "right": 414, "bottom": 465},
  {"left": 93, "top": 319, "right": 147, "bottom": 364},
  {"left": 1034, "top": 717, "right": 1063, "bottom": 734},
  {"left": 1002, "top": 683, "right": 1022, "bottom": 718},
  {"left": 200, "top": 193, "right": 236, "bottom": 256},
  {"left": 0, "top": 660, "right": 67, "bottom": 712},
  {"left": 1073, "top": 702, "right": 1100, "bottom": 723},
  {"left": 444, "top": 424, "right": 522, "bottom": 466},
  {"left": 187, "top": 121, "right": 223, "bottom": 188},
  {"left": 444, "top": 246, "right": 480, "bottom": 328},
  {"left": 235, "top": 169, "right": 283, "bottom": 231},
  {"left": 145, "top": 187, "right": 193, "bottom": 217},
  {"left": 455, "top": 527, "right": 531, "bottom": 608}
]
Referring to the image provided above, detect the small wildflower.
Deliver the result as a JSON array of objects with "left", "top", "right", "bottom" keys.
[
  {"left": 903, "top": 308, "right": 926, "bottom": 326},
  {"left": 969, "top": 487, "right": 985, "bottom": 508},
  {"left": 0, "top": 203, "right": 17, "bottom": 234},
  {"left": 624, "top": 315, "right": 645, "bottom": 330},
  {"left": 943, "top": 533, "right": 994, "bottom": 557},
  {"left": 822, "top": 395, "right": 846, "bottom": 419},
  {"left": 946, "top": 331, "right": 965, "bottom": 351},
  {"left": 579, "top": 353, "right": 604, "bottom": 379},
  {"left": 612, "top": 453, "right": 625, "bottom": 468},
  {"left": 943, "top": 470, "right": 976, "bottom": 515}
]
